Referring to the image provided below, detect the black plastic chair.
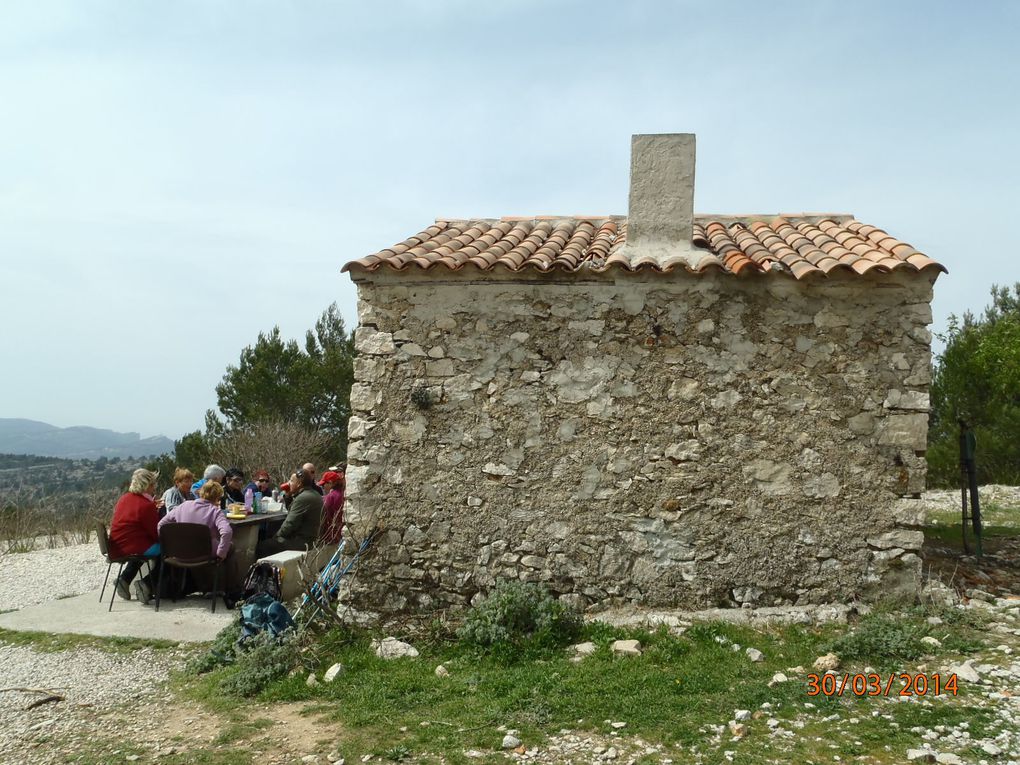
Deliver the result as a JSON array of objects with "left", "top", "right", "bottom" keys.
[
  {"left": 96, "top": 522, "right": 152, "bottom": 612},
  {"left": 157, "top": 522, "right": 224, "bottom": 613}
]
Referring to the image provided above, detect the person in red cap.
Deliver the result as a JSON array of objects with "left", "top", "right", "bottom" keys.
[{"left": 317, "top": 470, "right": 345, "bottom": 544}]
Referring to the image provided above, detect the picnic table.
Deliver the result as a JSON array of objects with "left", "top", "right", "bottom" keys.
[{"left": 226, "top": 511, "right": 287, "bottom": 591}]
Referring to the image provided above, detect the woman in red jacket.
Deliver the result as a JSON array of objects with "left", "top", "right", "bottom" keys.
[{"left": 109, "top": 468, "right": 165, "bottom": 605}]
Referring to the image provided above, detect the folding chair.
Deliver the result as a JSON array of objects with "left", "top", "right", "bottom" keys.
[
  {"left": 156, "top": 522, "right": 224, "bottom": 613},
  {"left": 95, "top": 522, "right": 152, "bottom": 612}
]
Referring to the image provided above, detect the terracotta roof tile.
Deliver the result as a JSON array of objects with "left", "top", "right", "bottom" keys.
[{"left": 343, "top": 215, "right": 945, "bottom": 280}]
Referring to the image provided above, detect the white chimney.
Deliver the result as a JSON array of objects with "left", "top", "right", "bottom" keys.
[{"left": 625, "top": 133, "right": 698, "bottom": 267}]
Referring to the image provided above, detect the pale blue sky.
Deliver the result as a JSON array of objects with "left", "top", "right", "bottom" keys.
[{"left": 2, "top": 1, "right": 1017, "bottom": 438}]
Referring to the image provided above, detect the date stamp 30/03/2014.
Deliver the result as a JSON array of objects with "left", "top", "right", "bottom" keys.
[{"left": 806, "top": 673, "right": 959, "bottom": 698}]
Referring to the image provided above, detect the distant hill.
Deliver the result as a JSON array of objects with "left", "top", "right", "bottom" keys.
[{"left": 0, "top": 418, "right": 174, "bottom": 459}]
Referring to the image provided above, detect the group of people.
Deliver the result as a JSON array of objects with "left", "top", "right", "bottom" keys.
[{"left": 107, "top": 461, "right": 346, "bottom": 605}]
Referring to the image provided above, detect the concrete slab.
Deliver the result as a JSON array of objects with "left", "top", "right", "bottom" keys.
[{"left": 0, "top": 587, "right": 234, "bottom": 643}]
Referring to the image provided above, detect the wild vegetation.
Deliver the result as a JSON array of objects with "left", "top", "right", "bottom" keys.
[
  {"left": 145, "top": 301, "right": 355, "bottom": 483},
  {"left": 172, "top": 578, "right": 1003, "bottom": 765},
  {"left": 928, "top": 282, "right": 1020, "bottom": 487}
]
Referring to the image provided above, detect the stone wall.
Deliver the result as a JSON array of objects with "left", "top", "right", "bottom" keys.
[{"left": 344, "top": 269, "right": 937, "bottom": 620}]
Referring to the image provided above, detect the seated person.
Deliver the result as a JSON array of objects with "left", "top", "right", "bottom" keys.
[
  {"left": 191, "top": 464, "right": 226, "bottom": 496},
  {"left": 256, "top": 470, "right": 323, "bottom": 557},
  {"left": 158, "top": 481, "right": 233, "bottom": 599},
  {"left": 223, "top": 467, "right": 247, "bottom": 507},
  {"left": 252, "top": 469, "right": 273, "bottom": 499},
  {"left": 158, "top": 480, "right": 233, "bottom": 561},
  {"left": 160, "top": 468, "right": 195, "bottom": 515},
  {"left": 318, "top": 470, "right": 345, "bottom": 545},
  {"left": 302, "top": 462, "right": 324, "bottom": 496},
  {"left": 109, "top": 468, "right": 165, "bottom": 604}
]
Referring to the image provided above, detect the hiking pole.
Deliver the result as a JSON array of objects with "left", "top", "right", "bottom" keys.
[{"left": 297, "top": 528, "right": 380, "bottom": 623}]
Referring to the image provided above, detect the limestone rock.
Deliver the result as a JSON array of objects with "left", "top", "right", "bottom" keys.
[
  {"left": 372, "top": 637, "right": 420, "bottom": 659},
  {"left": 355, "top": 327, "right": 396, "bottom": 355},
  {"left": 727, "top": 721, "right": 747, "bottom": 738},
  {"left": 324, "top": 663, "right": 345, "bottom": 682},
  {"left": 611, "top": 639, "right": 642, "bottom": 656},
  {"left": 306, "top": 672, "right": 319, "bottom": 687},
  {"left": 935, "top": 754, "right": 963, "bottom": 765},
  {"left": 812, "top": 653, "right": 840, "bottom": 672},
  {"left": 502, "top": 734, "right": 522, "bottom": 749},
  {"left": 571, "top": 641, "right": 597, "bottom": 656},
  {"left": 435, "top": 664, "right": 449, "bottom": 677},
  {"left": 920, "top": 636, "right": 941, "bottom": 649},
  {"left": 906, "top": 751, "right": 935, "bottom": 762},
  {"left": 947, "top": 660, "right": 979, "bottom": 683},
  {"left": 733, "top": 709, "right": 751, "bottom": 721},
  {"left": 745, "top": 648, "right": 764, "bottom": 662},
  {"left": 768, "top": 672, "right": 788, "bottom": 687}
]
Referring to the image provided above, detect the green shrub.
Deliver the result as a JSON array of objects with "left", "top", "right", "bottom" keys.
[
  {"left": 187, "top": 621, "right": 242, "bottom": 674},
  {"left": 218, "top": 631, "right": 298, "bottom": 697},
  {"left": 828, "top": 614, "right": 927, "bottom": 665},
  {"left": 457, "top": 580, "right": 582, "bottom": 655}
]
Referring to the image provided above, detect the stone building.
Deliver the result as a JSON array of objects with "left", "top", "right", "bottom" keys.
[{"left": 341, "top": 134, "right": 945, "bottom": 619}]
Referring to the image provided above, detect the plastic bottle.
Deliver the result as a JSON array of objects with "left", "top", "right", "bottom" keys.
[{"left": 244, "top": 487, "right": 254, "bottom": 514}]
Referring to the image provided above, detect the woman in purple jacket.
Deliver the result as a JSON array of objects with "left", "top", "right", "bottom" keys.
[{"left": 157, "top": 480, "right": 233, "bottom": 560}]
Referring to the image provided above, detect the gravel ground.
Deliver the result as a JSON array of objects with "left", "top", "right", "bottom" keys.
[
  {"left": 0, "top": 542, "right": 107, "bottom": 612},
  {"left": 0, "top": 644, "right": 183, "bottom": 765}
]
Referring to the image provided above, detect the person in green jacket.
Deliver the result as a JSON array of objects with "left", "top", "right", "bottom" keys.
[{"left": 256, "top": 470, "right": 323, "bottom": 557}]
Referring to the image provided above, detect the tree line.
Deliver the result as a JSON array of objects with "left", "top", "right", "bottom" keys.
[
  {"left": 928, "top": 283, "right": 1020, "bottom": 487},
  {"left": 149, "top": 302, "right": 355, "bottom": 485}
]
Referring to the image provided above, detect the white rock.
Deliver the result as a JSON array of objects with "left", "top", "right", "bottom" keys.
[
  {"left": 306, "top": 672, "right": 319, "bottom": 687},
  {"left": 768, "top": 672, "right": 789, "bottom": 687},
  {"left": 746, "top": 648, "right": 764, "bottom": 662},
  {"left": 572, "top": 641, "right": 597, "bottom": 656},
  {"left": 604, "top": 747, "right": 618, "bottom": 760},
  {"left": 935, "top": 754, "right": 963, "bottom": 765},
  {"left": 372, "top": 637, "right": 420, "bottom": 659},
  {"left": 611, "top": 639, "right": 642, "bottom": 656},
  {"left": 324, "top": 663, "right": 345, "bottom": 682},
  {"left": 610, "top": 721, "right": 627, "bottom": 729},
  {"left": 435, "top": 664, "right": 449, "bottom": 677},
  {"left": 981, "top": 742, "right": 1001, "bottom": 755},
  {"left": 947, "top": 661, "right": 980, "bottom": 684},
  {"left": 502, "top": 734, "right": 522, "bottom": 749},
  {"left": 920, "top": 636, "right": 942, "bottom": 648},
  {"left": 813, "top": 653, "right": 840, "bottom": 671},
  {"left": 734, "top": 710, "right": 751, "bottom": 721},
  {"left": 906, "top": 750, "right": 934, "bottom": 762}
]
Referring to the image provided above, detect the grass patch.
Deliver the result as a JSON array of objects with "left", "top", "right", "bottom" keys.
[
  {"left": 0, "top": 626, "right": 181, "bottom": 653},
  {"left": 183, "top": 619, "right": 843, "bottom": 761},
  {"left": 827, "top": 606, "right": 986, "bottom": 669},
  {"left": 927, "top": 500, "right": 1020, "bottom": 529},
  {"left": 175, "top": 602, "right": 999, "bottom": 764}
]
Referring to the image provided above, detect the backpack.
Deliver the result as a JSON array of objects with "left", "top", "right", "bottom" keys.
[
  {"left": 241, "top": 561, "right": 283, "bottom": 602},
  {"left": 238, "top": 593, "right": 295, "bottom": 644}
]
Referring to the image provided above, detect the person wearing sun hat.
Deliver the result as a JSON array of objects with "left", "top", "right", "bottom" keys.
[{"left": 318, "top": 470, "right": 345, "bottom": 544}]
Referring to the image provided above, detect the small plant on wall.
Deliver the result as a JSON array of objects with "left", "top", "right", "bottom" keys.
[{"left": 410, "top": 384, "right": 433, "bottom": 410}]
